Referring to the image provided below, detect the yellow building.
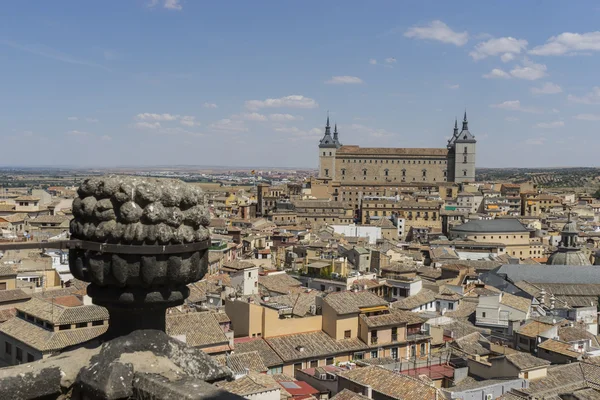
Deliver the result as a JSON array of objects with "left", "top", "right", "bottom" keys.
[{"left": 450, "top": 218, "right": 535, "bottom": 259}]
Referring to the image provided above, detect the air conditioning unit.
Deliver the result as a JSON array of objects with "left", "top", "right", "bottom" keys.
[{"left": 485, "top": 394, "right": 493, "bottom": 400}]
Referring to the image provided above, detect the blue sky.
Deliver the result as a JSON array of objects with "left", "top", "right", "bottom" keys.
[{"left": 2, "top": 1, "right": 600, "bottom": 168}]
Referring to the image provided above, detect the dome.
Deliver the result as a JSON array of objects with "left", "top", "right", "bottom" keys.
[
  {"left": 547, "top": 249, "right": 591, "bottom": 266},
  {"left": 562, "top": 220, "right": 579, "bottom": 234}
]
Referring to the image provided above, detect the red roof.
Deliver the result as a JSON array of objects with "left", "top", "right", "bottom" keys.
[{"left": 278, "top": 380, "right": 319, "bottom": 397}]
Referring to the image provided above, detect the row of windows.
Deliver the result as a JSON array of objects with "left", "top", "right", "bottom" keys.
[
  {"left": 341, "top": 168, "right": 446, "bottom": 177},
  {"left": 341, "top": 159, "right": 447, "bottom": 165},
  {"left": 343, "top": 176, "right": 446, "bottom": 182},
  {"left": 473, "top": 235, "right": 525, "bottom": 240},
  {"left": 4, "top": 342, "right": 35, "bottom": 363}
]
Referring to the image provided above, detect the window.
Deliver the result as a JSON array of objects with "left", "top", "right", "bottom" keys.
[
  {"left": 329, "top": 152, "right": 332, "bottom": 156},
  {"left": 59, "top": 324, "right": 71, "bottom": 330},
  {"left": 391, "top": 348, "right": 398, "bottom": 359},
  {"left": 370, "top": 350, "right": 378, "bottom": 358},
  {"left": 341, "top": 169, "right": 346, "bottom": 176},
  {"left": 448, "top": 302, "right": 454, "bottom": 310},
  {"left": 519, "top": 336, "right": 529, "bottom": 345},
  {"left": 363, "top": 169, "right": 367, "bottom": 176},
  {"left": 310, "top": 360, "right": 318, "bottom": 368},
  {"left": 16, "top": 347, "right": 23, "bottom": 362},
  {"left": 294, "top": 363, "right": 302, "bottom": 370},
  {"left": 27, "top": 353, "right": 34, "bottom": 363},
  {"left": 326, "top": 357, "right": 334, "bottom": 365},
  {"left": 422, "top": 169, "right": 427, "bottom": 177},
  {"left": 354, "top": 352, "right": 364, "bottom": 360},
  {"left": 76, "top": 322, "right": 88, "bottom": 328},
  {"left": 402, "top": 169, "right": 406, "bottom": 177},
  {"left": 344, "top": 330, "right": 351, "bottom": 339},
  {"left": 5, "top": 342, "right": 11, "bottom": 355},
  {"left": 482, "top": 312, "right": 486, "bottom": 318},
  {"left": 325, "top": 169, "right": 329, "bottom": 176},
  {"left": 410, "top": 345, "right": 416, "bottom": 358},
  {"left": 384, "top": 169, "right": 389, "bottom": 176},
  {"left": 420, "top": 343, "right": 426, "bottom": 355},
  {"left": 268, "top": 366, "right": 283, "bottom": 375},
  {"left": 463, "top": 170, "right": 467, "bottom": 177},
  {"left": 92, "top": 320, "right": 104, "bottom": 327}
]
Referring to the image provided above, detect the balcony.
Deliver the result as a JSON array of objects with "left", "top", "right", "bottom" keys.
[{"left": 370, "top": 337, "right": 378, "bottom": 345}]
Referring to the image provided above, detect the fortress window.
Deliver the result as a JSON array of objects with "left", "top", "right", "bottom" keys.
[
  {"left": 402, "top": 170, "right": 406, "bottom": 177},
  {"left": 385, "top": 169, "right": 389, "bottom": 176},
  {"left": 464, "top": 156, "right": 467, "bottom": 163},
  {"left": 363, "top": 169, "right": 367, "bottom": 176},
  {"left": 329, "top": 152, "right": 332, "bottom": 156},
  {"left": 444, "top": 171, "right": 447, "bottom": 177},
  {"left": 342, "top": 169, "right": 346, "bottom": 176},
  {"left": 463, "top": 170, "right": 467, "bottom": 176},
  {"left": 422, "top": 170, "right": 427, "bottom": 177},
  {"left": 323, "top": 152, "right": 326, "bottom": 156},
  {"left": 325, "top": 169, "right": 329, "bottom": 176}
]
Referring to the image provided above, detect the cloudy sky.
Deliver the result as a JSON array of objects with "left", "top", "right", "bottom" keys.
[{"left": 2, "top": 1, "right": 600, "bottom": 168}]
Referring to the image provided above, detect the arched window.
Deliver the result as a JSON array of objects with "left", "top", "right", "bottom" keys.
[
  {"left": 402, "top": 169, "right": 406, "bottom": 177},
  {"left": 384, "top": 169, "right": 389, "bottom": 176}
]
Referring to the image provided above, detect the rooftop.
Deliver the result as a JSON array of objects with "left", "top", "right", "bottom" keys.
[
  {"left": 324, "top": 290, "right": 388, "bottom": 315},
  {"left": 166, "top": 312, "right": 229, "bottom": 349},
  {"left": 451, "top": 219, "right": 529, "bottom": 233}
]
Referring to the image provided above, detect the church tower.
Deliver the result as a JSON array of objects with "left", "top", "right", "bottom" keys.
[
  {"left": 318, "top": 116, "right": 341, "bottom": 180},
  {"left": 450, "top": 111, "right": 476, "bottom": 183}
]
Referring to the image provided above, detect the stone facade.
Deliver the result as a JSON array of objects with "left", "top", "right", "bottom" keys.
[{"left": 318, "top": 113, "right": 477, "bottom": 188}]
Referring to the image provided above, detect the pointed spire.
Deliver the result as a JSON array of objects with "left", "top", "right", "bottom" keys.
[
  {"left": 325, "top": 113, "right": 331, "bottom": 135},
  {"left": 453, "top": 118, "right": 459, "bottom": 135},
  {"left": 462, "top": 109, "right": 469, "bottom": 131},
  {"left": 333, "top": 123, "right": 339, "bottom": 141}
]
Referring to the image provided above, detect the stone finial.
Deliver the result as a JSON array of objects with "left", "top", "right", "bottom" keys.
[{"left": 69, "top": 176, "right": 211, "bottom": 337}]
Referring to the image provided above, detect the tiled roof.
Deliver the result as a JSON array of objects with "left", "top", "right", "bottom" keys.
[
  {"left": 222, "top": 260, "right": 257, "bottom": 271},
  {"left": 0, "top": 289, "right": 31, "bottom": 304},
  {"left": 324, "top": 291, "right": 388, "bottom": 315},
  {"left": 338, "top": 365, "right": 439, "bottom": 400},
  {"left": 213, "top": 312, "right": 231, "bottom": 324},
  {"left": 500, "top": 292, "right": 532, "bottom": 313},
  {"left": 217, "top": 372, "right": 282, "bottom": 396},
  {"left": 0, "top": 265, "right": 17, "bottom": 277},
  {"left": 451, "top": 219, "right": 528, "bottom": 233},
  {"left": 331, "top": 389, "right": 371, "bottom": 400},
  {"left": 360, "top": 309, "right": 425, "bottom": 328},
  {"left": 213, "top": 350, "right": 268, "bottom": 374},
  {"left": 0, "top": 317, "right": 106, "bottom": 352},
  {"left": 234, "top": 338, "right": 284, "bottom": 367},
  {"left": 0, "top": 308, "right": 16, "bottom": 322},
  {"left": 538, "top": 339, "right": 581, "bottom": 358},
  {"left": 166, "top": 312, "right": 229, "bottom": 348},
  {"left": 30, "top": 215, "right": 71, "bottom": 224},
  {"left": 258, "top": 273, "right": 303, "bottom": 295},
  {"left": 516, "top": 320, "right": 555, "bottom": 338},
  {"left": 265, "top": 291, "right": 324, "bottom": 317},
  {"left": 559, "top": 326, "right": 598, "bottom": 344},
  {"left": 265, "top": 330, "right": 367, "bottom": 363},
  {"left": 15, "top": 297, "right": 108, "bottom": 325},
  {"left": 505, "top": 352, "right": 551, "bottom": 370},
  {"left": 393, "top": 289, "right": 436, "bottom": 310},
  {"left": 337, "top": 145, "right": 448, "bottom": 157},
  {"left": 517, "top": 362, "right": 595, "bottom": 398},
  {"left": 14, "top": 196, "right": 40, "bottom": 201},
  {"left": 451, "top": 332, "right": 491, "bottom": 356}
]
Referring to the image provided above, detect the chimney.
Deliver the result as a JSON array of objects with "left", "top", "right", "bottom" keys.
[{"left": 363, "top": 385, "right": 372, "bottom": 399}]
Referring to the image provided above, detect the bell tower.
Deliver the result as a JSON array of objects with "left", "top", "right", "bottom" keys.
[{"left": 318, "top": 115, "right": 341, "bottom": 180}]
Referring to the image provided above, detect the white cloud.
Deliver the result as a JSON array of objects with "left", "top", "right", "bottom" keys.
[
  {"left": 86, "top": 118, "right": 99, "bottom": 123},
  {"left": 568, "top": 87, "right": 600, "bottom": 104},
  {"left": 531, "top": 82, "right": 562, "bottom": 95},
  {"left": 135, "top": 121, "right": 161, "bottom": 130},
  {"left": 67, "top": 130, "right": 93, "bottom": 137},
  {"left": 385, "top": 57, "right": 396, "bottom": 64},
  {"left": 535, "top": 121, "right": 564, "bottom": 129},
  {"left": 269, "top": 113, "right": 301, "bottom": 122},
  {"left": 404, "top": 20, "right": 468, "bottom": 46},
  {"left": 202, "top": 102, "right": 218, "bottom": 109},
  {"left": 490, "top": 100, "right": 541, "bottom": 113},
  {"left": 510, "top": 58, "right": 547, "bottom": 80},
  {"left": 136, "top": 113, "right": 179, "bottom": 121},
  {"left": 235, "top": 112, "right": 268, "bottom": 122},
  {"left": 524, "top": 137, "right": 546, "bottom": 145},
  {"left": 573, "top": 113, "right": 600, "bottom": 121},
  {"left": 245, "top": 95, "right": 318, "bottom": 110},
  {"left": 469, "top": 37, "right": 528, "bottom": 60},
  {"left": 210, "top": 118, "right": 247, "bottom": 132},
  {"left": 180, "top": 116, "right": 200, "bottom": 127},
  {"left": 67, "top": 116, "right": 78, "bottom": 121},
  {"left": 100, "top": 135, "right": 112, "bottom": 141},
  {"left": 445, "top": 84, "right": 460, "bottom": 89},
  {"left": 164, "top": 0, "right": 182, "bottom": 10},
  {"left": 369, "top": 59, "right": 377, "bottom": 65},
  {"left": 530, "top": 31, "right": 600, "bottom": 56},
  {"left": 325, "top": 76, "right": 363, "bottom": 85},
  {"left": 483, "top": 68, "right": 511, "bottom": 79}
]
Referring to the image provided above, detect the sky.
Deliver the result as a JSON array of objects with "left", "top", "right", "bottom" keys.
[{"left": 2, "top": 1, "right": 600, "bottom": 168}]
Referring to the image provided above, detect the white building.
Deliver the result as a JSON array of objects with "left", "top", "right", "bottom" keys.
[{"left": 222, "top": 260, "right": 259, "bottom": 296}]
